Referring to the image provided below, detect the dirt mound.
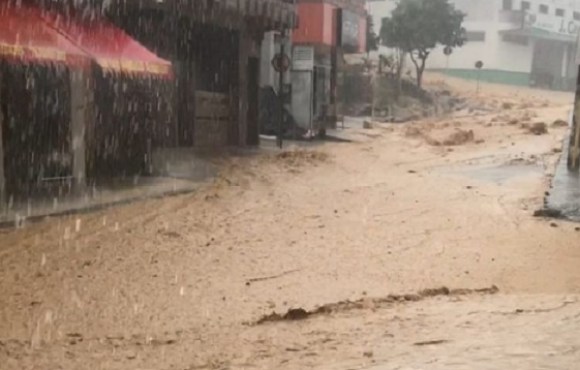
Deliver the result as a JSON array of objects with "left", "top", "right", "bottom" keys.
[
  {"left": 255, "top": 285, "right": 499, "bottom": 324},
  {"left": 404, "top": 125, "right": 475, "bottom": 147},
  {"left": 528, "top": 122, "right": 548, "bottom": 135},
  {"left": 501, "top": 102, "right": 514, "bottom": 110},
  {"left": 552, "top": 119, "right": 568, "bottom": 128},
  {"left": 273, "top": 149, "right": 330, "bottom": 167},
  {"left": 404, "top": 126, "right": 424, "bottom": 138},
  {"left": 442, "top": 129, "right": 475, "bottom": 146}
]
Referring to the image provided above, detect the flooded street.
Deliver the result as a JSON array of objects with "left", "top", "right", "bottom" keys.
[{"left": 2, "top": 76, "right": 580, "bottom": 369}]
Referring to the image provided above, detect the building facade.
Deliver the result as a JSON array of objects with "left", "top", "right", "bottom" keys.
[
  {"left": 290, "top": 0, "right": 368, "bottom": 134},
  {"left": 428, "top": 0, "right": 579, "bottom": 89},
  {"left": 370, "top": 0, "right": 580, "bottom": 90},
  {"left": 0, "top": 0, "right": 296, "bottom": 206}
]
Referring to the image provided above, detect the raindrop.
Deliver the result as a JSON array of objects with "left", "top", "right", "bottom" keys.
[
  {"left": 179, "top": 286, "right": 185, "bottom": 296},
  {"left": 102, "top": 216, "right": 107, "bottom": 226},
  {"left": 14, "top": 214, "right": 25, "bottom": 229},
  {"left": 44, "top": 310, "right": 53, "bottom": 324},
  {"left": 63, "top": 227, "right": 71, "bottom": 240},
  {"left": 41, "top": 253, "right": 47, "bottom": 267},
  {"left": 114, "top": 222, "right": 119, "bottom": 231},
  {"left": 75, "top": 218, "right": 82, "bottom": 232}
]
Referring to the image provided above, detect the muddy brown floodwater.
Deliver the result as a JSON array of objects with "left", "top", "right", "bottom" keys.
[{"left": 1, "top": 74, "right": 580, "bottom": 369}]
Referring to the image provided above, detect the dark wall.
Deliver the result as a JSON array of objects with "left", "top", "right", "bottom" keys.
[
  {"left": 1, "top": 62, "right": 72, "bottom": 198},
  {"left": 89, "top": 70, "right": 173, "bottom": 179}
]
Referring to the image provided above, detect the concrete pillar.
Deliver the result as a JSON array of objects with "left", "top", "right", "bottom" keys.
[
  {"left": 260, "top": 32, "right": 276, "bottom": 88},
  {"left": 561, "top": 44, "right": 569, "bottom": 80},
  {"left": 238, "top": 27, "right": 251, "bottom": 146},
  {"left": 569, "top": 91, "right": 580, "bottom": 171},
  {"left": 70, "top": 70, "right": 89, "bottom": 191},
  {"left": 0, "top": 69, "right": 5, "bottom": 209}
]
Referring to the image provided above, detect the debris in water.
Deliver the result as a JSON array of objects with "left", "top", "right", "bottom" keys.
[
  {"left": 442, "top": 129, "right": 474, "bottom": 146},
  {"left": 246, "top": 269, "right": 302, "bottom": 285},
  {"left": 414, "top": 339, "right": 449, "bottom": 346},
  {"left": 501, "top": 102, "right": 513, "bottom": 110},
  {"left": 533, "top": 208, "right": 563, "bottom": 219},
  {"left": 528, "top": 122, "right": 548, "bottom": 135},
  {"left": 255, "top": 286, "right": 498, "bottom": 324},
  {"left": 274, "top": 149, "right": 329, "bottom": 168},
  {"left": 552, "top": 119, "right": 568, "bottom": 128}
]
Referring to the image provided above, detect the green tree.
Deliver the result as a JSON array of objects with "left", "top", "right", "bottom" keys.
[{"left": 380, "top": 0, "right": 466, "bottom": 88}]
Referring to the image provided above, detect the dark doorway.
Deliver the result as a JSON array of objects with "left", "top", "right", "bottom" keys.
[
  {"left": 1, "top": 62, "right": 71, "bottom": 199},
  {"left": 91, "top": 73, "right": 164, "bottom": 180}
]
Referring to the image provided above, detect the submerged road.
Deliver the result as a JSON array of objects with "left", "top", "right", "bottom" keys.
[{"left": 1, "top": 77, "right": 580, "bottom": 369}]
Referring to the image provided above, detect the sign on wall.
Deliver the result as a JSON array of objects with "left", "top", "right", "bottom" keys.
[
  {"left": 524, "top": 11, "right": 580, "bottom": 38},
  {"left": 341, "top": 10, "right": 360, "bottom": 53},
  {"left": 292, "top": 46, "right": 314, "bottom": 71}
]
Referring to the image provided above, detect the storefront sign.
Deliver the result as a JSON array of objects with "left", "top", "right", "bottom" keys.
[
  {"left": 342, "top": 10, "right": 360, "bottom": 53},
  {"left": 292, "top": 46, "right": 314, "bottom": 71},
  {"left": 524, "top": 12, "right": 580, "bottom": 37}
]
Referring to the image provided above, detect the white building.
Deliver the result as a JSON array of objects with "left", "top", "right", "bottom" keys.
[{"left": 369, "top": 0, "right": 580, "bottom": 89}]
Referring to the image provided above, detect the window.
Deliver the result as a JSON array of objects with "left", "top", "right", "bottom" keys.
[
  {"left": 556, "top": 8, "right": 565, "bottom": 17},
  {"left": 502, "top": 0, "right": 513, "bottom": 10},
  {"left": 521, "top": 1, "right": 530, "bottom": 11},
  {"left": 503, "top": 33, "right": 529, "bottom": 45},
  {"left": 574, "top": 11, "right": 580, "bottom": 21},
  {"left": 465, "top": 31, "right": 486, "bottom": 42},
  {"left": 539, "top": 4, "right": 549, "bottom": 14}
]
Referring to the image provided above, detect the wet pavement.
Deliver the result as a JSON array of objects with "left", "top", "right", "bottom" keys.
[
  {"left": 457, "top": 163, "right": 543, "bottom": 185},
  {"left": 0, "top": 176, "right": 200, "bottom": 228},
  {"left": 2, "top": 76, "right": 579, "bottom": 370}
]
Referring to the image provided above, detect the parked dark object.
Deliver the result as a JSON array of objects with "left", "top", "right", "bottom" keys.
[{"left": 259, "top": 87, "right": 305, "bottom": 138}]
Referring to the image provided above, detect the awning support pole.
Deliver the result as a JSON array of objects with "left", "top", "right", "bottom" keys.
[{"left": 70, "top": 70, "right": 88, "bottom": 192}]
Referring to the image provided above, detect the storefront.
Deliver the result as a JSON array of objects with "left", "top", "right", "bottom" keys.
[
  {"left": 0, "top": 2, "right": 172, "bottom": 204},
  {"left": 107, "top": 0, "right": 296, "bottom": 149},
  {"left": 290, "top": 0, "right": 366, "bottom": 135}
]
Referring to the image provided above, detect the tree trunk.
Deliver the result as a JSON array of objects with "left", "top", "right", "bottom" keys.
[
  {"left": 395, "top": 49, "right": 405, "bottom": 99},
  {"left": 410, "top": 51, "right": 428, "bottom": 89},
  {"left": 409, "top": 52, "right": 420, "bottom": 88},
  {"left": 416, "top": 64, "right": 425, "bottom": 88}
]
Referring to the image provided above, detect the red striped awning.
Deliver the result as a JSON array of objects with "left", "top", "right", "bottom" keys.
[
  {"left": 48, "top": 14, "right": 172, "bottom": 78},
  {"left": 0, "top": 5, "right": 89, "bottom": 66}
]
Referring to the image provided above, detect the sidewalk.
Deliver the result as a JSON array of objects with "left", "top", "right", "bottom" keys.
[
  {"left": 0, "top": 176, "right": 201, "bottom": 228},
  {"left": 0, "top": 148, "right": 220, "bottom": 227}
]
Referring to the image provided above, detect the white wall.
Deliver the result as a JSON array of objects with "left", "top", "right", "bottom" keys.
[
  {"left": 367, "top": 0, "right": 576, "bottom": 75},
  {"left": 260, "top": 32, "right": 278, "bottom": 88},
  {"left": 260, "top": 31, "right": 292, "bottom": 90}
]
